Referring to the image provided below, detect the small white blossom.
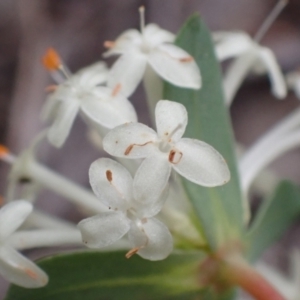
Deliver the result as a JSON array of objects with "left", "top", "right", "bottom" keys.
[
  {"left": 104, "top": 9, "right": 201, "bottom": 97},
  {"left": 42, "top": 51, "right": 137, "bottom": 148},
  {"left": 214, "top": 31, "right": 287, "bottom": 101},
  {"left": 103, "top": 100, "right": 230, "bottom": 203},
  {"left": 78, "top": 158, "right": 172, "bottom": 261},
  {"left": 0, "top": 201, "right": 48, "bottom": 287}
]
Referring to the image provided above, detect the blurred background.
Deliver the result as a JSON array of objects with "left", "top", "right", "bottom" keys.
[{"left": 0, "top": 0, "right": 300, "bottom": 297}]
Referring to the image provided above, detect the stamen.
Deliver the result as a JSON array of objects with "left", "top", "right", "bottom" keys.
[
  {"left": 45, "top": 85, "right": 58, "bottom": 93},
  {"left": 0, "top": 145, "right": 9, "bottom": 158},
  {"left": 124, "top": 141, "right": 153, "bottom": 155},
  {"left": 106, "top": 170, "right": 113, "bottom": 182},
  {"left": 104, "top": 41, "right": 116, "bottom": 49},
  {"left": 125, "top": 247, "right": 140, "bottom": 259},
  {"left": 42, "top": 48, "right": 61, "bottom": 71},
  {"left": 139, "top": 6, "right": 145, "bottom": 33},
  {"left": 168, "top": 149, "right": 183, "bottom": 164},
  {"left": 111, "top": 83, "right": 122, "bottom": 97},
  {"left": 179, "top": 56, "right": 194, "bottom": 63},
  {"left": 0, "top": 144, "right": 16, "bottom": 164},
  {"left": 254, "top": 0, "right": 289, "bottom": 42}
]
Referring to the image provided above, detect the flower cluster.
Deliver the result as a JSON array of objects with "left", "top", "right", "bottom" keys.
[
  {"left": 78, "top": 100, "right": 230, "bottom": 260},
  {"left": 0, "top": 5, "right": 256, "bottom": 289}
]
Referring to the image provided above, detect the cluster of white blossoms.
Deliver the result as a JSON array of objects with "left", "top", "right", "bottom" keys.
[
  {"left": 0, "top": 2, "right": 297, "bottom": 293},
  {"left": 0, "top": 8, "right": 231, "bottom": 288},
  {"left": 40, "top": 10, "right": 229, "bottom": 260}
]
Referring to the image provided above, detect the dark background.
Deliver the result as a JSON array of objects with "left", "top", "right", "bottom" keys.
[{"left": 0, "top": 0, "right": 300, "bottom": 296}]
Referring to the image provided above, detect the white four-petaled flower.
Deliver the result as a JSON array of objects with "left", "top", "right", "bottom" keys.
[
  {"left": 43, "top": 61, "right": 137, "bottom": 148},
  {"left": 78, "top": 158, "right": 172, "bottom": 261},
  {"left": 0, "top": 200, "right": 48, "bottom": 287},
  {"left": 104, "top": 17, "right": 201, "bottom": 97},
  {"left": 103, "top": 100, "right": 230, "bottom": 203}
]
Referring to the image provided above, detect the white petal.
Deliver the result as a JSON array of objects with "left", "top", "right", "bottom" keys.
[
  {"left": 155, "top": 100, "right": 187, "bottom": 142},
  {"left": 78, "top": 211, "right": 130, "bottom": 248},
  {"left": 75, "top": 61, "right": 108, "bottom": 88},
  {"left": 0, "top": 245, "right": 48, "bottom": 288},
  {"left": 103, "top": 29, "right": 142, "bottom": 57},
  {"left": 128, "top": 218, "right": 173, "bottom": 261},
  {"left": 107, "top": 51, "right": 147, "bottom": 97},
  {"left": 148, "top": 44, "right": 201, "bottom": 89},
  {"left": 47, "top": 99, "right": 79, "bottom": 148},
  {"left": 80, "top": 87, "right": 137, "bottom": 129},
  {"left": 173, "top": 138, "right": 230, "bottom": 186},
  {"left": 134, "top": 184, "right": 169, "bottom": 219},
  {"left": 214, "top": 33, "right": 253, "bottom": 61},
  {"left": 256, "top": 47, "right": 287, "bottom": 99},
  {"left": 103, "top": 122, "right": 158, "bottom": 158},
  {"left": 133, "top": 152, "right": 171, "bottom": 205},
  {"left": 89, "top": 158, "right": 133, "bottom": 210},
  {"left": 40, "top": 96, "right": 60, "bottom": 123},
  {"left": 143, "top": 24, "right": 175, "bottom": 47},
  {"left": 0, "top": 201, "right": 32, "bottom": 241}
]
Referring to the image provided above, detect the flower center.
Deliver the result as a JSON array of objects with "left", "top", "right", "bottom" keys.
[{"left": 127, "top": 207, "right": 138, "bottom": 221}]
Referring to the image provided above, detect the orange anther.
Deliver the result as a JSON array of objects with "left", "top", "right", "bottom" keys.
[
  {"left": 42, "top": 48, "right": 61, "bottom": 71},
  {"left": 104, "top": 41, "right": 115, "bottom": 49},
  {"left": 0, "top": 145, "right": 9, "bottom": 157}
]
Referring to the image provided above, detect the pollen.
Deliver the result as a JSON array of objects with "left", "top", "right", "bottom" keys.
[
  {"left": 0, "top": 145, "right": 9, "bottom": 158},
  {"left": 42, "top": 48, "right": 61, "bottom": 71}
]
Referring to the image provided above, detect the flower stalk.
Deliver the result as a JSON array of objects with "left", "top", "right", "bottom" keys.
[{"left": 222, "top": 252, "right": 286, "bottom": 300}]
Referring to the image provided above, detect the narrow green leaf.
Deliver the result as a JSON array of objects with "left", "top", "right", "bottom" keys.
[
  {"left": 6, "top": 251, "right": 210, "bottom": 300},
  {"left": 247, "top": 180, "right": 300, "bottom": 261},
  {"left": 164, "top": 14, "right": 244, "bottom": 249}
]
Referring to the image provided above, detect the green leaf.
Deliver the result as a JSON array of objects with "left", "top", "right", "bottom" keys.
[
  {"left": 164, "top": 14, "right": 244, "bottom": 249},
  {"left": 247, "top": 180, "right": 300, "bottom": 261},
  {"left": 5, "top": 251, "right": 212, "bottom": 300}
]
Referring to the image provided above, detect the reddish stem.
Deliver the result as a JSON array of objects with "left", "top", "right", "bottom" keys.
[{"left": 223, "top": 253, "right": 286, "bottom": 300}]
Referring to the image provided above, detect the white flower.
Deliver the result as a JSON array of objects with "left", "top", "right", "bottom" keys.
[
  {"left": 0, "top": 200, "right": 48, "bottom": 287},
  {"left": 103, "top": 100, "right": 230, "bottom": 203},
  {"left": 104, "top": 8, "right": 201, "bottom": 97},
  {"left": 78, "top": 158, "right": 172, "bottom": 261},
  {"left": 214, "top": 31, "right": 287, "bottom": 101},
  {"left": 42, "top": 49, "right": 137, "bottom": 148}
]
